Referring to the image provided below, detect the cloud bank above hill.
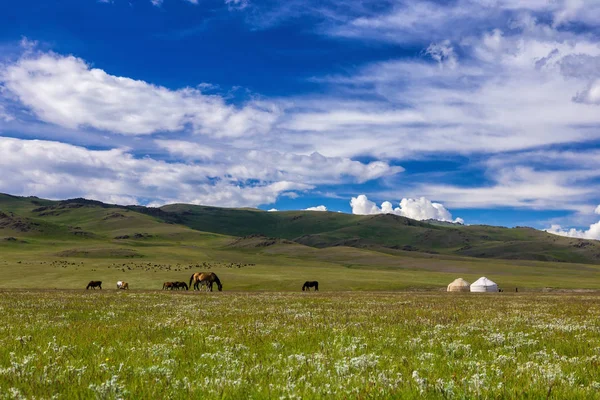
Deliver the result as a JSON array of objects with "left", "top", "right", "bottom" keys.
[
  {"left": 545, "top": 205, "right": 600, "bottom": 240},
  {"left": 350, "top": 195, "right": 464, "bottom": 224},
  {"left": 0, "top": 136, "right": 398, "bottom": 208}
]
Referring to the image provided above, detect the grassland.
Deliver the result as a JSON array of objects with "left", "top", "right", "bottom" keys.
[
  {"left": 1, "top": 291, "right": 599, "bottom": 399},
  {"left": 3, "top": 192, "right": 600, "bottom": 291},
  {"left": 3, "top": 194, "right": 600, "bottom": 398}
]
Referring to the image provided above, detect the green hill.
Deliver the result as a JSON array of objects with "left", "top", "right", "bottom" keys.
[
  {"left": 2, "top": 193, "right": 600, "bottom": 290},
  {"left": 146, "top": 202, "right": 600, "bottom": 264},
  {"left": 2, "top": 193, "right": 600, "bottom": 264}
]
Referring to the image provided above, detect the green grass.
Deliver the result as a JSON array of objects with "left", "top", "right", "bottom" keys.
[
  {"left": 1, "top": 291, "right": 600, "bottom": 398},
  {"left": 3, "top": 194, "right": 600, "bottom": 397},
  {"left": 3, "top": 192, "right": 600, "bottom": 291},
  {"left": 6, "top": 192, "right": 600, "bottom": 265}
]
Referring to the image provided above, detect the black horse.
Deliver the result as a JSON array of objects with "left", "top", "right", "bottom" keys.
[
  {"left": 86, "top": 281, "right": 102, "bottom": 290},
  {"left": 174, "top": 281, "right": 188, "bottom": 290},
  {"left": 302, "top": 281, "right": 319, "bottom": 291}
]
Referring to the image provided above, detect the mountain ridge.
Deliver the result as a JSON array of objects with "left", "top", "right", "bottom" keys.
[{"left": 1, "top": 192, "right": 599, "bottom": 265}]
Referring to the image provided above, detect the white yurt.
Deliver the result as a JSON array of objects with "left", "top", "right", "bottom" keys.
[
  {"left": 470, "top": 277, "right": 499, "bottom": 292},
  {"left": 447, "top": 278, "right": 470, "bottom": 292}
]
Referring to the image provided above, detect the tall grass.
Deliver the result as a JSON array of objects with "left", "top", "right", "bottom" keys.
[{"left": 1, "top": 291, "right": 599, "bottom": 398}]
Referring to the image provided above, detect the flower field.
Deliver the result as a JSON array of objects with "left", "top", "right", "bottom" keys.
[{"left": 1, "top": 291, "right": 599, "bottom": 399}]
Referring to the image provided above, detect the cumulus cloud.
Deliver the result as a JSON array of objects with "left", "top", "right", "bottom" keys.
[
  {"left": 156, "top": 142, "right": 402, "bottom": 184},
  {"left": 1, "top": 52, "right": 279, "bottom": 137},
  {"left": 0, "top": 136, "right": 312, "bottom": 208},
  {"left": 304, "top": 205, "right": 327, "bottom": 211},
  {"left": 545, "top": 204, "right": 600, "bottom": 240},
  {"left": 545, "top": 223, "right": 600, "bottom": 240},
  {"left": 350, "top": 195, "right": 463, "bottom": 223}
]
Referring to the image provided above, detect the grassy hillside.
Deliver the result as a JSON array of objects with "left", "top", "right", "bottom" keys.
[
  {"left": 2, "top": 193, "right": 600, "bottom": 291},
  {"left": 153, "top": 202, "right": 600, "bottom": 264}
]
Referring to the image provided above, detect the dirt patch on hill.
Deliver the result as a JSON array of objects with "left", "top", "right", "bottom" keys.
[
  {"left": 103, "top": 212, "right": 129, "bottom": 220},
  {"left": 32, "top": 203, "right": 88, "bottom": 216},
  {"left": 55, "top": 248, "right": 142, "bottom": 258},
  {"left": 2, "top": 236, "right": 27, "bottom": 243},
  {"left": 69, "top": 226, "right": 96, "bottom": 238},
  {"left": 0, "top": 212, "right": 41, "bottom": 232},
  {"left": 228, "top": 234, "right": 295, "bottom": 248},
  {"left": 114, "top": 233, "right": 153, "bottom": 240}
]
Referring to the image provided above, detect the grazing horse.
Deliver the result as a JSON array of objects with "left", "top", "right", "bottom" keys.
[
  {"left": 189, "top": 272, "right": 223, "bottom": 291},
  {"left": 86, "top": 281, "right": 102, "bottom": 290},
  {"left": 162, "top": 282, "right": 174, "bottom": 290},
  {"left": 302, "top": 281, "right": 319, "bottom": 291},
  {"left": 117, "top": 281, "right": 129, "bottom": 290},
  {"left": 174, "top": 281, "right": 188, "bottom": 291}
]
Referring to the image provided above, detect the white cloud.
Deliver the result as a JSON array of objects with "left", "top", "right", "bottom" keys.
[
  {"left": 304, "top": 205, "right": 327, "bottom": 211},
  {"left": 327, "top": 0, "right": 600, "bottom": 44},
  {"left": 350, "top": 194, "right": 463, "bottom": 223},
  {"left": 545, "top": 223, "right": 600, "bottom": 240},
  {"left": 0, "top": 136, "right": 312, "bottom": 208},
  {"left": 546, "top": 203, "right": 600, "bottom": 239},
  {"left": 267, "top": 208, "right": 278, "bottom": 212},
  {"left": 150, "top": 0, "right": 163, "bottom": 6},
  {"left": 225, "top": 0, "right": 249, "bottom": 10},
  {"left": 425, "top": 40, "right": 458, "bottom": 69},
  {"left": 283, "top": 30, "right": 600, "bottom": 160},
  {"left": 573, "top": 80, "right": 600, "bottom": 105},
  {"left": 156, "top": 142, "right": 402, "bottom": 184},
  {"left": 155, "top": 140, "right": 218, "bottom": 161},
  {"left": 1, "top": 52, "right": 279, "bottom": 137},
  {"left": 396, "top": 149, "right": 600, "bottom": 212},
  {"left": 349, "top": 195, "right": 382, "bottom": 215}
]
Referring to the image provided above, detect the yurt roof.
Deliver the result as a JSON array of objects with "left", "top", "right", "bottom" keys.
[
  {"left": 448, "top": 278, "right": 470, "bottom": 286},
  {"left": 471, "top": 277, "right": 497, "bottom": 286}
]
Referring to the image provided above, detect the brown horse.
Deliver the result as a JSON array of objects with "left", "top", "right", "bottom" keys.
[
  {"left": 173, "top": 281, "right": 188, "bottom": 290},
  {"left": 189, "top": 272, "right": 223, "bottom": 291},
  {"left": 117, "top": 281, "right": 129, "bottom": 290},
  {"left": 302, "top": 281, "right": 318, "bottom": 291},
  {"left": 162, "top": 282, "right": 174, "bottom": 290},
  {"left": 86, "top": 281, "right": 102, "bottom": 290}
]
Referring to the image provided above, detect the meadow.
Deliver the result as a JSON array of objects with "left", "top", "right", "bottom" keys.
[
  {"left": 1, "top": 290, "right": 600, "bottom": 399},
  {"left": 3, "top": 194, "right": 600, "bottom": 398},
  {"left": 4, "top": 193, "right": 600, "bottom": 292}
]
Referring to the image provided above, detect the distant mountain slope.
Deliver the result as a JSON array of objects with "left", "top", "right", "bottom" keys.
[{"left": 2, "top": 193, "right": 600, "bottom": 264}]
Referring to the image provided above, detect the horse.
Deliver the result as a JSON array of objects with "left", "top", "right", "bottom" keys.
[
  {"left": 173, "top": 281, "right": 188, "bottom": 291},
  {"left": 302, "top": 281, "right": 319, "bottom": 291},
  {"left": 162, "top": 282, "right": 174, "bottom": 290},
  {"left": 117, "top": 281, "right": 129, "bottom": 290},
  {"left": 189, "top": 272, "right": 223, "bottom": 291},
  {"left": 86, "top": 281, "right": 102, "bottom": 290}
]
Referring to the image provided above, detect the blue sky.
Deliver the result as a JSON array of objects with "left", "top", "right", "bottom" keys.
[{"left": 2, "top": 0, "right": 600, "bottom": 237}]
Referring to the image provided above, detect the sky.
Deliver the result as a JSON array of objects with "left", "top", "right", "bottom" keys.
[{"left": 2, "top": 0, "right": 600, "bottom": 237}]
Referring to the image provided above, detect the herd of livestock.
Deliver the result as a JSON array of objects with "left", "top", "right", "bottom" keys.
[{"left": 86, "top": 274, "right": 320, "bottom": 292}]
